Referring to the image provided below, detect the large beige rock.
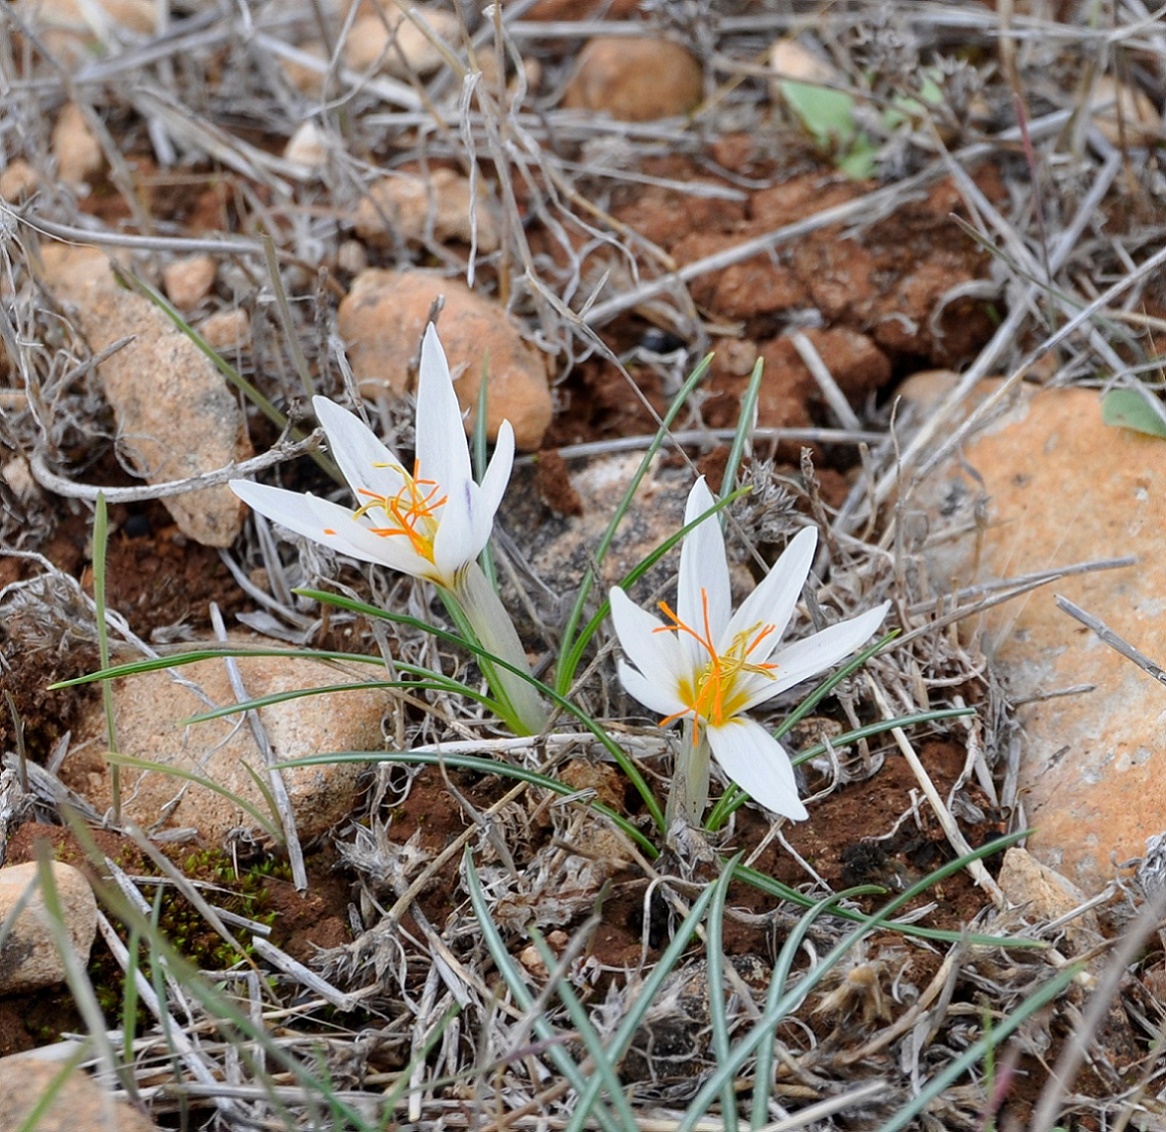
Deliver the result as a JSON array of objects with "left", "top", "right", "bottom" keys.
[
  {"left": 63, "top": 633, "right": 386, "bottom": 843},
  {"left": 0, "top": 862, "right": 97, "bottom": 995},
  {"left": 906, "top": 378, "right": 1166, "bottom": 895},
  {"left": 337, "top": 269, "right": 552, "bottom": 449},
  {"left": 0, "top": 1057, "right": 159, "bottom": 1132},
  {"left": 562, "top": 37, "right": 703, "bottom": 122},
  {"left": 39, "top": 244, "right": 249, "bottom": 547}
]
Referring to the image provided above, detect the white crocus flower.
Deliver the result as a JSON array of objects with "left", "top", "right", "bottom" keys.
[
  {"left": 231, "top": 324, "right": 513, "bottom": 590},
  {"left": 609, "top": 477, "right": 888, "bottom": 826},
  {"left": 230, "top": 324, "right": 546, "bottom": 735}
]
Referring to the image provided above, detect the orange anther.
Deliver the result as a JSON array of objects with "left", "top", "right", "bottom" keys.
[
  {"left": 654, "top": 587, "right": 778, "bottom": 739},
  {"left": 351, "top": 461, "right": 448, "bottom": 564}
]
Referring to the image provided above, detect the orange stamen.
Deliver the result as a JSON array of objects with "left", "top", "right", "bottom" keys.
[
  {"left": 350, "top": 459, "right": 447, "bottom": 563},
  {"left": 653, "top": 587, "right": 778, "bottom": 740}
]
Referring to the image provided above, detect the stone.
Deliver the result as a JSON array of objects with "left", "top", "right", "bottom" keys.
[
  {"left": 0, "top": 159, "right": 40, "bottom": 204},
  {"left": 283, "top": 121, "right": 329, "bottom": 171},
  {"left": 51, "top": 102, "right": 103, "bottom": 186},
  {"left": 13, "top": 0, "right": 156, "bottom": 62},
  {"left": 1089, "top": 75, "right": 1161, "bottom": 146},
  {"left": 562, "top": 37, "right": 703, "bottom": 122},
  {"left": 905, "top": 378, "right": 1166, "bottom": 896},
  {"left": 0, "top": 862, "right": 97, "bottom": 995},
  {"left": 198, "top": 309, "right": 250, "bottom": 353},
  {"left": 161, "top": 255, "right": 216, "bottom": 310},
  {"left": 768, "top": 38, "right": 839, "bottom": 105},
  {"left": 39, "top": 244, "right": 249, "bottom": 547},
  {"left": 279, "top": 40, "right": 328, "bottom": 98},
  {"left": 62, "top": 632, "right": 386, "bottom": 844},
  {"left": 353, "top": 169, "right": 500, "bottom": 252},
  {"left": 997, "top": 847, "right": 1101, "bottom": 958},
  {"left": 0, "top": 1057, "right": 159, "bottom": 1131},
  {"left": 343, "top": 6, "right": 460, "bottom": 79},
  {"left": 336, "top": 269, "right": 552, "bottom": 449}
]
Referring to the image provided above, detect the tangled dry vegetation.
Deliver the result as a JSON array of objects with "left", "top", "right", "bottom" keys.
[{"left": 2, "top": 1, "right": 1166, "bottom": 1130}]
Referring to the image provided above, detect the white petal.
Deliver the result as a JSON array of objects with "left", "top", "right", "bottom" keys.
[
  {"left": 707, "top": 718, "right": 807, "bottom": 820},
  {"left": 431, "top": 475, "right": 480, "bottom": 584},
  {"left": 415, "top": 323, "right": 473, "bottom": 494},
  {"left": 461, "top": 418, "right": 515, "bottom": 555},
  {"left": 609, "top": 587, "right": 690, "bottom": 693},
  {"left": 677, "top": 477, "right": 731, "bottom": 657},
  {"left": 766, "top": 602, "right": 890, "bottom": 699},
  {"left": 230, "top": 480, "right": 435, "bottom": 578},
  {"left": 479, "top": 419, "right": 515, "bottom": 518},
  {"left": 617, "top": 660, "right": 689, "bottom": 721},
  {"left": 725, "top": 526, "right": 817, "bottom": 663},
  {"left": 312, "top": 396, "right": 407, "bottom": 502}
]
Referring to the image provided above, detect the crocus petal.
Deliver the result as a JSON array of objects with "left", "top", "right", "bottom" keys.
[
  {"left": 609, "top": 587, "right": 691, "bottom": 693},
  {"left": 455, "top": 418, "right": 516, "bottom": 558},
  {"left": 762, "top": 602, "right": 890, "bottom": 701},
  {"left": 415, "top": 323, "right": 473, "bottom": 493},
  {"left": 677, "top": 477, "right": 731, "bottom": 655},
  {"left": 230, "top": 480, "right": 436, "bottom": 578},
  {"left": 707, "top": 717, "right": 807, "bottom": 820},
  {"left": 724, "top": 526, "right": 817, "bottom": 664},
  {"left": 431, "top": 475, "right": 479, "bottom": 587},
  {"left": 312, "top": 396, "right": 408, "bottom": 503},
  {"left": 479, "top": 419, "right": 515, "bottom": 520},
  {"left": 617, "top": 660, "right": 689, "bottom": 721}
]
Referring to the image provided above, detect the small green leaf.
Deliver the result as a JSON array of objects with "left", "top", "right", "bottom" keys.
[
  {"left": 780, "top": 80, "right": 857, "bottom": 147},
  {"left": 1101, "top": 389, "right": 1166, "bottom": 438}
]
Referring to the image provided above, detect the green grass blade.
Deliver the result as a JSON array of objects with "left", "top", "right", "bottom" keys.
[
  {"left": 278, "top": 748, "right": 657, "bottom": 856},
  {"left": 181, "top": 678, "right": 496, "bottom": 724},
  {"left": 528, "top": 924, "right": 639, "bottom": 1131},
  {"left": 751, "top": 885, "right": 885, "bottom": 1127},
  {"left": 296, "top": 588, "right": 666, "bottom": 830},
  {"left": 734, "top": 831, "right": 1036, "bottom": 948},
  {"left": 555, "top": 353, "right": 714, "bottom": 697},
  {"left": 92, "top": 492, "right": 120, "bottom": 821},
  {"left": 104, "top": 752, "right": 283, "bottom": 842},
  {"left": 707, "top": 852, "right": 744, "bottom": 1132},
  {"left": 563, "top": 867, "right": 722, "bottom": 1132},
  {"left": 111, "top": 262, "right": 340, "bottom": 481},
  {"left": 463, "top": 849, "right": 623, "bottom": 1132},
  {"left": 679, "top": 837, "right": 1038, "bottom": 1132},
  {"left": 719, "top": 353, "right": 764, "bottom": 504},
  {"left": 874, "top": 965, "right": 1080, "bottom": 1132}
]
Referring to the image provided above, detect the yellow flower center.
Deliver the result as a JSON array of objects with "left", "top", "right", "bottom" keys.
[
  {"left": 654, "top": 587, "right": 778, "bottom": 738},
  {"left": 349, "top": 460, "right": 447, "bottom": 564}
]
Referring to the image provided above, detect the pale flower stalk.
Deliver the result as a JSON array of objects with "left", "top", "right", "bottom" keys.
[
  {"left": 609, "top": 477, "right": 889, "bottom": 827},
  {"left": 230, "top": 324, "right": 546, "bottom": 736}
]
